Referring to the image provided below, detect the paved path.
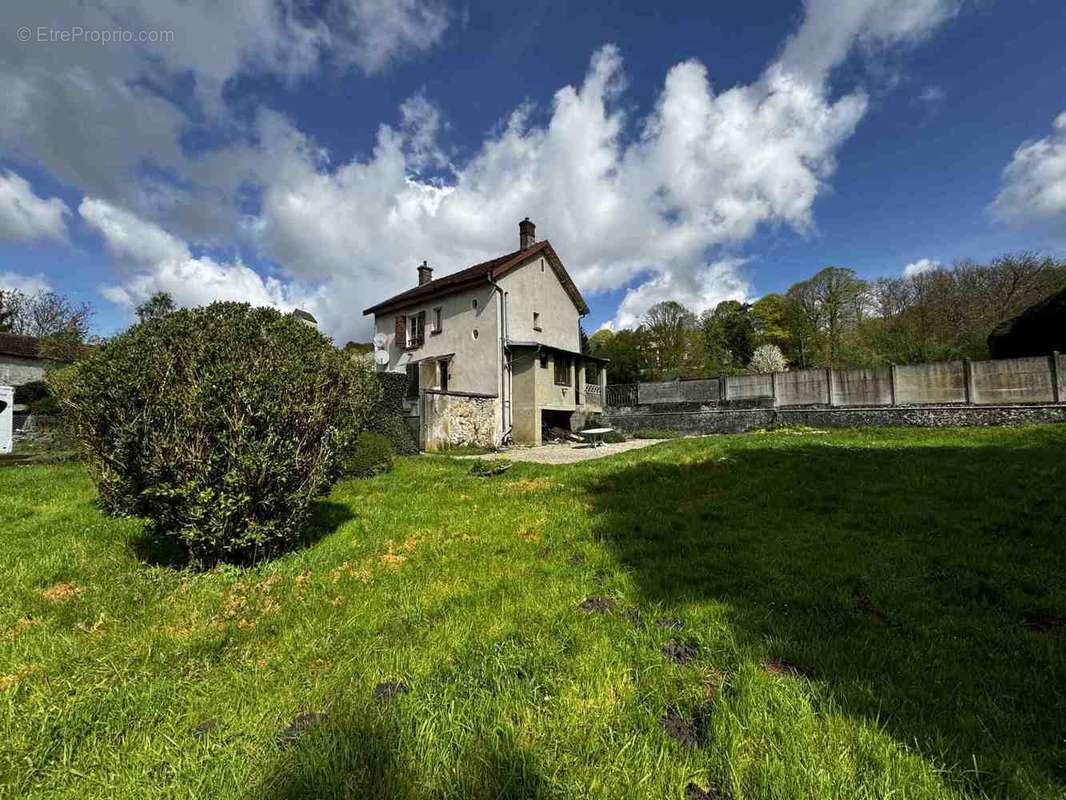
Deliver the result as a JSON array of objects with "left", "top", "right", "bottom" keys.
[{"left": 467, "top": 438, "right": 662, "bottom": 465}]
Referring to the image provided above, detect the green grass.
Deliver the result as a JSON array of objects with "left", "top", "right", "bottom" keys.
[{"left": 1, "top": 425, "right": 1064, "bottom": 799}]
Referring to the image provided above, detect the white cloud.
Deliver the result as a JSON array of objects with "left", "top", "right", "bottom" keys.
[
  {"left": 0, "top": 171, "right": 69, "bottom": 243},
  {"left": 0, "top": 0, "right": 449, "bottom": 240},
  {"left": 0, "top": 271, "right": 53, "bottom": 295},
  {"left": 991, "top": 111, "right": 1066, "bottom": 232},
  {"left": 79, "top": 197, "right": 318, "bottom": 317},
  {"left": 903, "top": 257, "right": 940, "bottom": 277},
  {"left": 1, "top": 0, "right": 958, "bottom": 340},
  {"left": 612, "top": 259, "right": 752, "bottom": 329},
  {"left": 241, "top": 0, "right": 957, "bottom": 333}
]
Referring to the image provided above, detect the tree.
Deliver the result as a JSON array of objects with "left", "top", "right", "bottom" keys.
[
  {"left": 749, "top": 294, "right": 791, "bottom": 351},
  {"left": 643, "top": 301, "right": 697, "bottom": 379},
  {"left": 749, "top": 344, "right": 787, "bottom": 374},
  {"left": 784, "top": 267, "right": 869, "bottom": 367},
  {"left": 696, "top": 300, "right": 755, "bottom": 376},
  {"left": 0, "top": 290, "right": 14, "bottom": 333},
  {"left": 6, "top": 289, "right": 93, "bottom": 341},
  {"left": 135, "top": 291, "right": 176, "bottom": 323},
  {"left": 587, "top": 327, "right": 646, "bottom": 384}
]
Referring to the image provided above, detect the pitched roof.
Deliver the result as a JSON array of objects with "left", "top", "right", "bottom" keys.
[
  {"left": 362, "top": 240, "right": 589, "bottom": 316},
  {"left": 0, "top": 333, "right": 43, "bottom": 360}
]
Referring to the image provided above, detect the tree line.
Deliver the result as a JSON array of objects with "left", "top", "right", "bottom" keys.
[{"left": 587, "top": 253, "right": 1066, "bottom": 384}]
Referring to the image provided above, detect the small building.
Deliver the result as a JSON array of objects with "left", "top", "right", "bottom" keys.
[
  {"left": 0, "top": 333, "right": 49, "bottom": 388},
  {"left": 363, "top": 219, "right": 608, "bottom": 448}
]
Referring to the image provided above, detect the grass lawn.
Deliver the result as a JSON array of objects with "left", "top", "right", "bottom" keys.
[{"left": 1, "top": 425, "right": 1064, "bottom": 799}]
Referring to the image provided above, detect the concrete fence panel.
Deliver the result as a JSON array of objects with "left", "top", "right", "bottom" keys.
[
  {"left": 1056, "top": 353, "right": 1065, "bottom": 402},
  {"left": 971, "top": 357, "right": 1056, "bottom": 404},
  {"left": 894, "top": 361, "right": 966, "bottom": 405},
  {"left": 725, "top": 374, "right": 773, "bottom": 400},
  {"left": 680, "top": 379, "right": 720, "bottom": 402},
  {"left": 638, "top": 381, "right": 682, "bottom": 404},
  {"left": 775, "top": 368, "right": 829, "bottom": 406},
  {"left": 831, "top": 366, "right": 894, "bottom": 407}
]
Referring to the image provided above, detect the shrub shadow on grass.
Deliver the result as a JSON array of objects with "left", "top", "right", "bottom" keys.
[
  {"left": 128, "top": 500, "right": 353, "bottom": 570},
  {"left": 259, "top": 704, "right": 549, "bottom": 800},
  {"left": 587, "top": 435, "right": 1066, "bottom": 798}
]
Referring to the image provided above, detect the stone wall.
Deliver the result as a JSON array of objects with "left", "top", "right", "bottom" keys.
[
  {"left": 606, "top": 403, "right": 1066, "bottom": 436},
  {"left": 421, "top": 390, "right": 498, "bottom": 451}
]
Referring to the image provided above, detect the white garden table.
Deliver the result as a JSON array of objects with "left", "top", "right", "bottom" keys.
[{"left": 579, "top": 427, "right": 614, "bottom": 448}]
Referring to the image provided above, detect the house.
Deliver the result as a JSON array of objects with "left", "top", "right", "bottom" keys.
[
  {"left": 363, "top": 218, "right": 608, "bottom": 448},
  {"left": 0, "top": 333, "right": 49, "bottom": 388}
]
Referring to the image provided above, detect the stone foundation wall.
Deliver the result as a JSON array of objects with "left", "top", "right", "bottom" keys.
[
  {"left": 606, "top": 403, "right": 1066, "bottom": 436},
  {"left": 421, "top": 390, "right": 498, "bottom": 451}
]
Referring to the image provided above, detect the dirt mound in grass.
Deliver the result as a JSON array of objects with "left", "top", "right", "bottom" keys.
[
  {"left": 374, "top": 681, "right": 410, "bottom": 702},
  {"left": 661, "top": 640, "right": 698, "bottom": 664},
  {"left": 578, "top": 596, "right": 616, "bottom": 614}
]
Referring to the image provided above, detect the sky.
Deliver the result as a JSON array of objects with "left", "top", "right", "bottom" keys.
[{"left": 1, "top": 0, "right": 1066, "bottom": 343}]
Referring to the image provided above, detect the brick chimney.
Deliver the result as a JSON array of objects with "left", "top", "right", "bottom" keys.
[
  {"left": 519, "top": 217, "right": 535, "bottom": 250},
  {"left": 417, "top": 260, "right": 433, "bottom": 285}
]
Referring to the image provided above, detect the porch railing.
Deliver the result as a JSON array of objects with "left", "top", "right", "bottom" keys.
[{"left": 584, "top": 383, "right": 603, "bottom": 406}]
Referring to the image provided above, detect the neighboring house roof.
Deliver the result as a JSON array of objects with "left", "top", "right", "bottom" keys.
[
  {"left": 292, "top": 308, "right": 318, "bottom": 323},
  {"left": 0, "top": 333, "right": 44, "bottom": 360},
  {"left": 363, "top": 240, "right": 590, "bottom": 316}
]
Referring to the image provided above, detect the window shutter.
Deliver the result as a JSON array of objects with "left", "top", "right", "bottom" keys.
[{"left": 395, "top": 315, "right": 405, "bottom": 338}]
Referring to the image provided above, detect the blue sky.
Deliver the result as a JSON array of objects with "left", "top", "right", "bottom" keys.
[{"left": 1, "top": 0, "right": 1065, "bottom": 341}]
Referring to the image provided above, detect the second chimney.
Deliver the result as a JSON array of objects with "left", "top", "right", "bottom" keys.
[
  {"left": 519, "top": 217, "right": 536, "bottom": 250},
  {"left": 417, "top": 260, "right": 433, "bottom": 285}
]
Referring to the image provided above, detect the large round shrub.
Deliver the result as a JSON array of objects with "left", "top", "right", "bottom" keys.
[{"left": 50, "top": 302, "right": 379, "bottom": 562}]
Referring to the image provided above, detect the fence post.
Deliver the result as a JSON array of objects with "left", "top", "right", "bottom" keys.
[
  {"left": 720, "top": 376, "right": 728, "bottom": 403},
  {"left": 1052, "top": 352, "right": 1061, "bottom": 404},
  {"left": 889, "top": 364, "right": 898, "bottom": 407},
  {"left": 825, "top": 367, "right": 835, "bottom": 407},
  {"left": 963, "top": 359, "right": 974, "bottom": 405},
  {"left": 770, "top": 370, "right": 778, "bottom": 408}
]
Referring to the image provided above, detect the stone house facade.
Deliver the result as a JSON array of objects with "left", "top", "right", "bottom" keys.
[{"left": 363, "top": 219, "right": 608, "bottom": 448}]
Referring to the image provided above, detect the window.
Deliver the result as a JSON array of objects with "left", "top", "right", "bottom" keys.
[
  {"left": 433, "top": 307, "right": 442, "bottom": 334},
  {"left": 554, "top": 354, "right": 571, "bottom": 386},
  {"left": 472, "top": 328, "right": 479, "bottom": 340},
  {"left": 472, "top": 298, "right": 478, "bottom": 311},
  {"left": 533, "top": 311, "right": 541, "bottom": 331},
  {"left": 405, "top": 311, "right": 425, "bottom": 348},
  {"left": 438, "top": 359, "right": 449, "bottom": 392},
  {"left": 405, "top": 363, "right": 419, "bottom": 399}
]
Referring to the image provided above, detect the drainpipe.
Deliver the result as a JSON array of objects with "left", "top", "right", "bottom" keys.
[{"left": 487, "top": 275, "right": 512, "bottom": 444}]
